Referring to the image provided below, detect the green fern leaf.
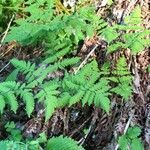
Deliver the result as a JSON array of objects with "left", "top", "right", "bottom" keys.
[
  {"left": 47, "top": 135, "right": 85, "bottom": 150},
  {"left": 5, "top": 92, "right": 18, "bottom": 113},
  {"left": 101, "top": 27, "right": 119, "bottom": 43},
  {"left": 45, "top": 95, "right": 58, "bottom": 121},
  {"left": 21, "top": 90, "right": 34, "bottom": 117},
  {"left": 125, "top": 5, "right": 142, "bottom": 25},
  {"left": 0, "top": 95, "right": 5, "bottom": 114},
  {"left": 95, "top": 94, "right": 110, "bottom": 113},
  {"left": 69, "top": 90, "right": 85, "bottom": 106},
  {"left": 11, "top": 58, "right": 36, "bottom": 77}
]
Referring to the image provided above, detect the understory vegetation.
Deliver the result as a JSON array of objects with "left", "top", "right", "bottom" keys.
[{"left": 0, "top": 0, "right": 149, "bottom": 149}]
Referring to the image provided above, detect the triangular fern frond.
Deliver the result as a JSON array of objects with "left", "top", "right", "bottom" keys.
[{"left": 63, "top": 60, "right": 111, "bottom": 113}]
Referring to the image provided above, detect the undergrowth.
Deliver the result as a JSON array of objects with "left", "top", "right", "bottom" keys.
[{"left": 0, "top": 0, "right": 149, "bottom": 149}]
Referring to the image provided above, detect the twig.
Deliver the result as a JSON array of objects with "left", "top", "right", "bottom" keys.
[
  {"left": 115, "top": 113, "right": 134, "bottom": 150},
  {"left": 0, "top": 14, "right": 15, "bottom": 48},
  {"left": 0, "top": 62, "right": 10, "bottom": 73},
  {"left": 78, "top": 108, "right": 99, "bottom": 145},
  {"left": 74, "top": 44, "right": 98, "bottom": 74},
  {"left": 70, "top": 116, "right": 91, "bottom": 137}
]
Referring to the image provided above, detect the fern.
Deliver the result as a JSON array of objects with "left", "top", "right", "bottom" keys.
[
  {"left": 110, "top": 57, "right": 132, "bottom": 100},
  {"left": 101, "top": 6, "right": 150, "bottom": 54},
  {"left": 63, "top": 60, "right": 111, "bottom": 113},
  {"left": 35, "top": 82, "right": 59, "bottom": 121},
  {"left": 0, "top": 81, "right": 19, "bottom": 114},
  {"left": 20, "top": 90, "right": 34, "bottom": 117},
  {"left": 0, "top": 135, "right": 84, "bottom": 150},
  {"left": 0, "top": 50, "right": 79, "bottom": 120},
  {"left": 5, "top": 0, "right": 106, "bottom": 54},
  {"left": 47, "top": 135, "right": 85, "bottom": 150}
]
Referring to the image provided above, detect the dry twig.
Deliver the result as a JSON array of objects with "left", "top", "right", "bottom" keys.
[
  {"left": 0, "top": 14, "right": 15, "bottom": 48},
  {"left": 74, "top": 44, "right": 98, "bottom": 74},
  {"left": 115, "top": 113, "right": 134, "bottom": 150}
]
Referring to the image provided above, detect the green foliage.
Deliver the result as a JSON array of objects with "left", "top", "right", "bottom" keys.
[
  {"left": 101, "top": 6, "right": 150, "bottom": 54},
  {"left": 62, "top": 60, "right": 111, "bottom": 113},
  {"left": 0, "top": 134, "right": 84, "bottom": 150},
  {"left": 0, "top": 0, "right": 24, "bottom": 32},
  {"left": 0, "top": 54, "right": 132, "bottom": 120},
  {"left": 118, "top": 126, "right": 144, "bottom": 150},
  {"left": 110, "top": 57, "right": 132, "bottom": 100},
  {"left": 1, "top": 1, "right": 148, "bottom": 149},
  {"left": 47, "top": 135, "right": 85, "bottom": 150},
  {"left": 5, "top": 121, "right": 23, "bottom": 141},
  {"left": 5, "top": 0, "right": 105, "bottom": 51},
  {"left": 0, "top": 53, "right": 79, "bottom": 120}
]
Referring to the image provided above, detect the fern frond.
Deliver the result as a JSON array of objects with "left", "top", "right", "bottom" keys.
[
  {"left": 47, "top": 135, "right": 85, "bottom": 150},
  {"left": 5, "top": 92, "right": 18, "bottom": 113},
  {"left": 101, "top": 27, "right": 119, "bottom": 43},
  {"left": 95, "top": 94, "right": 110, "bottom": 113},
  {"left": 45, "top": 95, "right": 58, "bottom": 121},
  {"left": 0, "top": 95, "right": 5, "bottom": 114},
  {"left": 44, "top": 47, "right": 70, "bottom": 64},
  {"left": 69, "top": 90, "right": 85, "bottom": 106},
  {"left": 111, "top": 56, "right": 132, "bottom": 100},
  {"left": 63, "top": 60, "right": 111, "bottom": 113},
  {"left": 58, "top": 57, "right": 80, "bottom": 69},
  {"left": 35, "top": 82, "right": 59, "bottom": 121},
  {"left": 21, "top": 90, "right": 34, "bottom": 117},
  {"left": 102, "top": 6, "right": 149, "bottom": 55},
  {"left": 11, "top": 58, "right": 36, "bottom": 77},
  {"left": 0, "top": 81, "right": 20, "bottom": 92},
  {"left": 111, "top": 83, "right": 132, "bottom": 100},
  {"left": 125, "top": 5, "right": 142, "bottom": 25},
  {"left": 0, "top": 140, "right": 26, "bottom": 150}
]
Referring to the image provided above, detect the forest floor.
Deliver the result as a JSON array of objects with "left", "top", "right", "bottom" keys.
[{"left": 0, "top": 0, "right": 150, "bottom": 150}]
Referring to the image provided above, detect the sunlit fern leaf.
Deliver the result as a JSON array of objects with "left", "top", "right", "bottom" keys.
[
  {"left": 101, "top": 27, "right": 119, "bottom": 43},
  {"left": 45, "top": 95, "right": 58, "bottom": 121},
  {"left": 69, "top": 90, "right": 85, "bottom": 106},
  {"left": 5, "top": 92, "right": 18, "bottom": 113},
  {"left": 111, "top": 83, "right": 132, "bottom": 101},
  {"left": 63, "top": 60, "right": 111, "bottom": 113},
  {"left": 21, "top": 90, "right": 35, "bottom": 117},
  {"left": 58, "top": 92, "right": 71, "bottom": 107},
  {"left": 125, "top": 5, "right": 142, "bottom": 25},
  {"left": 0, "top": 140, "right": 26, "bottom": 150},
  {"left": 46, "top": 135, "right": 85, "bottom": 150},
  {"left": 82, "top": 90, "right": 91, "bottom": 106},
  {"left": 95, "top": 94, "right": 110, "bottom": 113},
  {"left": 0, "top": 141, "right": 7, "bottom": 149},
  {"left": 11, "top": 58, "right": 36, "bottom": 75},
  {"left": 58, "top": 57, "right": 80, "bottom": 69},
  {"left": 0, "top": 95, "right": 5, "bottom": 114},
  {"left": 111, "top": 56, "right": 132, "bottom": 100},
  {"left": 123, "top": 31, "right": 150, "bottom": 54}
]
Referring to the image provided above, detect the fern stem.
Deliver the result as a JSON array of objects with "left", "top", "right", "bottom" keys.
[
  {"left": 0, "top": 14, "right": 15, "bottom": 48},
  {"left": 115, "top": 111, "right": 135, "bottom": 150},
  {"left": 74, "top": 44, "right": 98, "bottom": 74}
]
